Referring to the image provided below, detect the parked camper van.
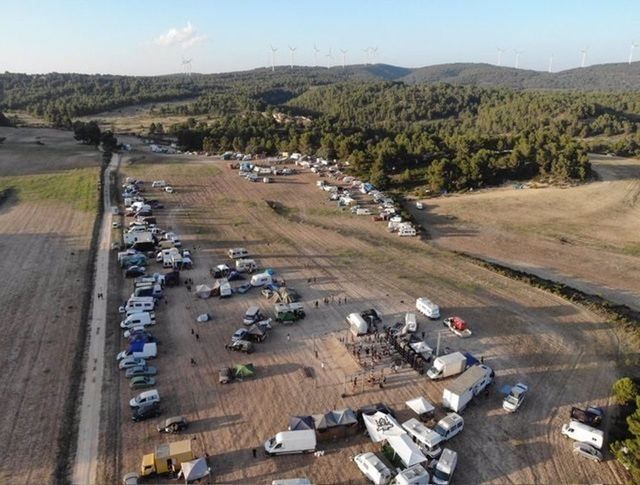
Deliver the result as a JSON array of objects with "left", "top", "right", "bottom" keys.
[
  {"left": 431, "top": 448, "right": 458, "bottom": 485},
  {"left": 129, "top": 389, "right": 160, "bottom": 408},
  {"left": 264, "top": 430, "right": 316, "bottom": 456},
  {"left": 347, "top": 313, "right": 369, "bottom": 336},
  {"left": 251, "top": 272, "right": 272, "bottom": 287},
  {"left": 391, "top": 464, "right": 430, "bottom": 485},
  {"left": 120, "top": 312, "right": 156, "bottom": 329},
  {"left": 416, "top": 297, "right": 440, "bottom": 319},
  {"left": 561, "top": 420, "right": 604, "bottom": 449},
  {"left": 442, "top": 364, "right": 494, "bottom": 412},
  {"left": 402, "top": 418, "right": 443, "bottom": 459},
  {"left": 353, "top": 452, "right": 392, "bottom": 485},
  {"left": 120, "top": 298, "right": 155, "bottom": 315},
  {"left": 433, "top": 413, "right": 464, "bottom": 441},
  {"left": 235, "top": 258, "right": 258, "bottom": 273},
  {"left": 228, "top": 247, "right": 250, "bottom": 259},
  {"left": 132, "top": 284, "right": 163, "bottom": 299},
  {"left": 427, "top": 352, "right": 467, "bottom": 380},
  {"left": 399, "top": 226, "right": 417, "bottom": 237}
]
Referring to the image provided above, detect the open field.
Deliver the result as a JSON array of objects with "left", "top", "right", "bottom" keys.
[
  {"left": 410, "top": 154, "right": 640, "bottom": 312},
  {"left": 101, "top": 157, "right": 632, "bottom": 484},
  {"left": 0, "top": 133, "right": 100, "bottom": 484}
]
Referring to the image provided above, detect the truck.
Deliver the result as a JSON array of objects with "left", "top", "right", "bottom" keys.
[
  {"left": 442, "top": 317, "right": 472, "bottom": 338},
  {"left": 140, "top": 439, "right": 194, "bottom": 477},
  {"left": 442, "top": 364, "right": 494, "bottom": 412},
  {"left": 274, "top": 303, "right": 305, "bottom": 323},
  {"left": 264, "top": 429, "right": 317, "bottom": 456},
  {"left": 426, "top": 352, "right": 467, "bottom": 380},
  {"left": 416, "top": 297, "right": 440, "bottom": 319}
]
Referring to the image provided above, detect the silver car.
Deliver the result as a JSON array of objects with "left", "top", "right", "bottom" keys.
[
  {"left": 572, "top": 442, "right": 603, "bottom": 462},
  {"left": 118, "top": 356, "right": 146, "bottom": 370}
]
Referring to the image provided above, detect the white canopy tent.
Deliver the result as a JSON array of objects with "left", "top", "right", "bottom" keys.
[
  {"left": 362, "top": 412, "right": 404, "bottom": 443},
  {"left": 178, "top": 457, "right": 210, "bottom": 483},
  {"left": 387, "top": 434, "right": 428, "bottom": 467},
  {"left": 195, "top": 284, "right": 212, "bottom": 299},
  {"left": 406, "top": 396, "right": 435, "bottom": 416}
]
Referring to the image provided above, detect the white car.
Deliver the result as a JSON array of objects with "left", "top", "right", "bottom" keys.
[
  {"left": 572, "top": 441, "right": 603, "bottom": 462},
  {"left": 503, "top": 383, "right": 528, "bottom": 412},
  {"left": 164, "top": 186, "right": 174, "bottom": 193}
]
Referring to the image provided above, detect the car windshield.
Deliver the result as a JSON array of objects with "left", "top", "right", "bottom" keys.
[
  {"left": 434, "top": 468, "right": 450, "bottom": 480},
  {"left": 434, "top": 424, "right": 446, "bottom": 436}
]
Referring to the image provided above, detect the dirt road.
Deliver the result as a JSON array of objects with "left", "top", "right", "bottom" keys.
[
  {"left": 72, "top": 157, "right": 116, "bottom": 485},
  {"left": 411, "top": 154, "right": 640, "bottom": 311}
]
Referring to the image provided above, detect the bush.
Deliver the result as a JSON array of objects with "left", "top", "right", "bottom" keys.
[{"left": 613, "top": 378, "right": 639, "bottom": 405}]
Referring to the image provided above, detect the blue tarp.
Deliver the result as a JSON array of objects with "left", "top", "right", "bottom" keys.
[
  {"left": 463, "top": 352, "right": 479, "bottom": 367},
  {"left": 500, "top": 384, "right": 513, "bottom": 395}
]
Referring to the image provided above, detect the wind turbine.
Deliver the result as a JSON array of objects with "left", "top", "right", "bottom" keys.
[
  {"left": 181, "top": 57, "right": 192, "bottom": 77},
  {"left": 514, "top": 50, "right": 523, "bottom": 69},
  {"left": 497, "top": 48, "right": 505, "bottom": 66},
  {"left": 326, "top": 48, "right": 333, "bottom": 69},
  {"left": 580, "top": 47, "right": 589, "bottom": 68},
  {"left": 313, "top": 44, "right": 320, "bottom": 66},
  {"left": 371, "top": 46, "right": 379, "bottom": 63},
  {"left": 270, "top": 45, "right": 278, "bottom": 72},
  {"left": 340, "top": 49, "right": 348, "bottom": 68},
  {"left": 629, "top": 42, "right": 638, "bottom": 64},
  {"left": 288, "top": 45, "right": 297, "bottom": 68},
  {"left": 548, "top": 54, "right": 554, "bottom": 73}
]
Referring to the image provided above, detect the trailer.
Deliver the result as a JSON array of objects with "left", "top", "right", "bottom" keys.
[
  {"left": 443, "top": 317, "right": 472, "bottom": 337},
  {"left": 442, "top": 364, "right": 494, "bottom": 412}
]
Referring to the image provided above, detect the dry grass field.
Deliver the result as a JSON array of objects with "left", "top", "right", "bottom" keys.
[
  {"left": 0, "top": 128, "right": 100, "bottom": 484},
  {"left": 100, "top": 156, "right": 632, "bottom": 484},
  {"left": 411, "top": 154, "right": 640, "bottom": 311}
]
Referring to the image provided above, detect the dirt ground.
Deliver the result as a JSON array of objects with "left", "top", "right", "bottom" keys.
[
  {"left": 0, "top": 127, "right": 101, "bottom": 484},
  {"left": 410, "top": 154, "right": 640, "bottom": 312},
  {"left": 102, "top": 156, "right": 632, "bottom": 484}
]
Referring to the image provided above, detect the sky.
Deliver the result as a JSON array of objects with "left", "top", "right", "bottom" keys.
[{"left": 2, "top": 0, "right": 639, "bottom": 75}]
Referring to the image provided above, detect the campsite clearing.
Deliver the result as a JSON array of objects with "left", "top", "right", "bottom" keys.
[{"left": 103, "top": 155, "right": 629, "bottom": 484}]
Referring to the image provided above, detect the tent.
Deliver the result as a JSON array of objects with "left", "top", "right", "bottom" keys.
[
  {"left": 406, "top": 397, "right": 435, "bottom": 417},
  {"left": 387, "top": 434, "right": 428, "bottom": 467},
  {"left": 196, "top": 313, "right": 211, "bottom": 322},
  {"left": 289, "top": 415, "right": 315, "bottom": 431},
  {"left": 178, "top": 457, "right": 210, "bottom": 483},
  {"left": 195, "top": 284, "right": 212, "bottom": 299},
  {"left": 312, "top": 412, "right": 338, "bottom": 431},
  {"left": 329, "top": 408, "right": 358, "bottom": 426},
  {"left": 234, "top": 363, "right": 255, "bottom": 378},
  {"left": 362, "top": 412, "right": 404, "bottom": 442}
]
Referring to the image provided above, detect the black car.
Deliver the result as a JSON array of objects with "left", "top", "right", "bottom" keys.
[
  {"left": 125, "top": 266, "right": 146, "bottom": 278},
  {"left": 132, "top": 401, "right": 161, "bottom": 422}
]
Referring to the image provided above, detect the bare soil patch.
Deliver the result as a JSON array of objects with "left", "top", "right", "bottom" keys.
[{"left": 100, "top": 158, "right": 631, "bottom": 484}]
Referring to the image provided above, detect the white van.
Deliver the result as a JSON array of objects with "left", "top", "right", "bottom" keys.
[
  {"left": 264, "top": 430, "right": 316, "bottom": 456},
  {"left": 251, "top": 272, "right": 272, "bottom": 287},
  {"left": 228, "top": 247, "right": 250, "bottom": 259},
  {"left": 561, "top": 420, "right": 604, "bottom": 449},
  {"left": 347, "top": 313, "right": 369, "bottom": 336},
  {"left": 391, "top": 464, "right": 430, "bottom": 485},
  {"left": 117, "top": 343, "right": 157, "bottom": 361},
  {"left": 353, "top": 452, "right": 392, "bottom": 485},
  {"left": 433, "top": 413, "right": 464, "bottom": 441},
  {"left": 236, "top": 258, "right": 258, "bottom": 273},
  {"left": 120, "top": 312, "right": 156, "bottom": 329},
  {"left": 152, "top": 180, "right": 167, "bottom": 188},
  {"left": 129, "top": 389, "right": 160, "bottom": 408},
  {"left": 120, "top": 299, "right": 155, "bottom": 315},
  {"left": 431, "top": 448, "right": 457, "bottom": 485},
  {"left": 416, "top": 297, "right": 440, "bottom": 319}
]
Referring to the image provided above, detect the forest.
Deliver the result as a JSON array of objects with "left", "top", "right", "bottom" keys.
[{"left": 2, "top": 68, "right": 640, "bottom": 192}]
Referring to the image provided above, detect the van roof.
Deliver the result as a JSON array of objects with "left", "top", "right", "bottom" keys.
[
  {"left": 568, "top": 420, "right": 604, "bottom": 435},
  {"left": 438, "top": 413, "right": 463, "bottom": 429},
  {"left": 446, "top": 365, "right": 492, "bottom": 395}
]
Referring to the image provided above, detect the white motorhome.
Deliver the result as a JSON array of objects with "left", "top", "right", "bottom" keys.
[
  {"left": 431, "top": 448, "right": 458, "bottom": 485},
  {"left": 391, "top": 464, "right": 430, "bottom": 485},
  {"left": 129, "top": 389, "right": 160, "bottom": 408},
  {"left": 120, "top": 312, "right": 156, "bottom": 329},
  {"left": 228, "top": 247, "right": 250, "bottom": 259},
  {"left": 427, "top": 352, "right": 467, "bottom": 380},
  {"left": 561, "top": 420, "right": 604, "bottom": 449},
  {"left": 402, "top": 418, "right": 443, "bottom": 459},
  {"left": 399, "top": 226, "right": 417, "bottom": 237},
  {"left": 416, "top": 297, "right": 440, "bottom": 319},
  {"left": 235, "top": 259, "right": 258, "bottom": 273},
  {"left": 442, "top": 364, "right": 494, "bottom": 412},
  {"left": 251, "top": 272, "right": 272, "bottom": 287},
  {"left": 353, "top": 452, "right": 392, "bottom": 485},
  {"left": 120, "top": 297, "right": 155, "bottom": 315},
  {"left": 347, "top": 313, "right": 369, "bottom": 336},
  {"left": 152, "top": 180, "right": 167, "bottom": 188},
  {"left": 264, "top": 430, "right": 316, "bottom": 456}
]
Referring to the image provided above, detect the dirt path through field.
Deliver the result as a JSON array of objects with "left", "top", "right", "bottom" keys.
[{"left": 72, "top": 156, "right": 116, "bottom": 485}]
